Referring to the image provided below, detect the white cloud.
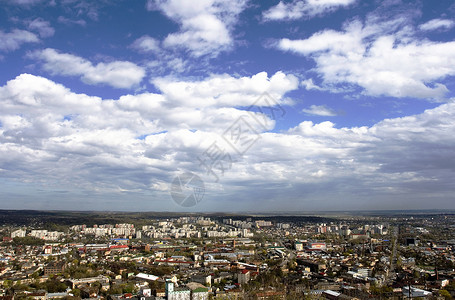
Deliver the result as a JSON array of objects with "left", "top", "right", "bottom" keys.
[
  {"left": 0, "top": 73, "right": 296, "bottom": 195},
  {"left": 27, "top": 18, "right": 55, "bottom": 37},
  {"left": 1, "top": 73, "right": 455, "bottom": 210},
  {"left": 301, "top": 79, "right": 323, "bottom": 91},
  {"left": 0, "top": 71, "right": 296, "bottom": 166},
  {"left": 146, "top": 56, "right": 189, "bottom": 74},
  {"left": 152, "top": 71, "right": 299, "bottom": 108},
  {"left": 0, "top": 29, "right": 39, "bottom": 51},
  {"left": 276, "top": 19, "right": 455, "bottom": 99},
  {"left": 131, "top": 35, "right": 161, "bottom": 53},
  {"left": 165, "top": 57, "right": 187, "bottom": 72},
  {"left": 147, "top": 0, "right": 247, "bottom": 57},
  {"left": 419, "top": 18, "right": 455, "bottom": 31},
  {"left": 223, "top": 100, "right": 455, "bottom": 210},
  {"left": 30, "top": 48, "right": 146, "bottom": 89},
  {"left": 302, "top": 105, "right": 337, "bottom": 116},
  {"left": 263, "top": 0, "right": 356, "bottom": 21}
]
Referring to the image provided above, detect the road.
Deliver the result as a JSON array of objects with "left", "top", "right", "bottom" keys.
[{"left": 387, "top": 226, "right": 399, "bottom": 282}]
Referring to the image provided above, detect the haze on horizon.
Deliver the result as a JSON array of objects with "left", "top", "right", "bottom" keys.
[{"left": 1, "top": 0, "right": 455, "bottom": 212}]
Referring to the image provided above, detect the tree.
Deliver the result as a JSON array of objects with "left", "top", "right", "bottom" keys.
[
  {"left": 31, "top": 270, "right": 40, "bottom": 279},
  {"left": 71, "top": 288, "right": 81, "bottom": 297},
  {"left": 122, "top": 283, "right": 136, "bottom": 294},
  {"left": 110, "top": 284, "right": 123, "bottom": 295},
  {"left": 43, "top": 279, "right": 68, "bottom": 293},
  {"left": 3, "top": 280, "right": 12, "bottom": 289},
  {"left": 440, "top": 289, "right": 452, "bottom": 299}
]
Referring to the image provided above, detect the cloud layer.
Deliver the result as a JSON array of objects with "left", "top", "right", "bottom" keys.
[
  {"left": 2, "top": 0, "right": 455, "bottom": 211},
  {"left": 1, "top": 73, "right": 455, "bottom": 210}
]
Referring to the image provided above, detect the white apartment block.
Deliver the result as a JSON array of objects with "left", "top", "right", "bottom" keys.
[{"left": 11, "top": 229, "right": 26, "bottom": 238}]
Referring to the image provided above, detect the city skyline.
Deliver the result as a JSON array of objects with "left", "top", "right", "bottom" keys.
[{"left": 1, "top": 0, "right": 455, "bottom": 212}]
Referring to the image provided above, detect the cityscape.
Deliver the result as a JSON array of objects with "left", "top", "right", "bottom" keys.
[{"left": 0, "top": 211, "right": 455, "bottom": 299}]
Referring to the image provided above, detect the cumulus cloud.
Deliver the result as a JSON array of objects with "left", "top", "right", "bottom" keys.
[
  {"left": 302, "top": 105, "right": 337, "bottom": 116},
  {"left": 419, "top": 18, "right": 455, "bottom": 31},
  {"left": 0, "top": 29, "right": 39, "bottom": 51},
  {"left": 1, "top": 73, "right": 455, "bottom": 210},
  {"left": 276, "top": 18, "right": 455, "bottom": 99},
  {"left": 30, "top": 48, "right": 146, "bottom": 89},
  {"left": 147, "top": 0, "right": 247, "bottom": 57},
  {"left": 0, "top": 72, "right": 297, "bottom": 197},
  {"left": 152, "top": 71, "right": 299, "bottom": 108},
  {"left": 0, "top": 74, "right": 166, "bottom": 192},
  {"left": 263, "top": 0, "right": 356, "bottom": 21}
]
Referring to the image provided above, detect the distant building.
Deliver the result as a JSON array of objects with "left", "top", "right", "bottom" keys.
[
  {"left": 191, "top": 287, "right": 209, "bottom": 300},
  {"left": 191, "top": 275, "right": 211, "bottom": 287},
  {"left": 255, "top": 220, "right": 272, "bottom": 227},
  {"left": 350, "top": 232, "right": 369, "bottom": 240},
  {"left": 11, "top": 229, "right": 26, "bottom": 238},
  {"left": 277, "top": 223, "right": 290, "bottom": 229},
  {"left": 306, "top": 242, "right": 327, "bottom": 251},
  {"left": 44, "top": 262, "right": 65, "bottom": 275},
  {"left": 322, "top": 290, "right": 341, "bottom": 300},
  {"left": 355, "top": 268, "right": 372, "bottom": 278},
  {"left": 238, "top": 269, "right": 250, "bottom": 284},
  {"left": 166, "top": 280, "right": 191, "bottom": 300},
  {"left": 402, "top": 286, "right": 432, "bottom": 298},
  {"left": 186, "top": 282, "right": 209, "bottom": 300},
  {"left": 139, "top": 288, "right": 151, "bottom": 297},
  {"left": 70, "top": 275, "right": 109, "bottom": 289},
  {"left": 298, "top": 260, "right": 326, "bottom": 272},
  {"left": 27, "top": 291, "right": 47, "bottom": 300},
  {"left": 340, "top": 227, "right": 351, "bottom": 236},
  {"left": 111, "top": 238, "right": 129, "bottom": 245},
  {"left": 30, "top": 230, "right": 48, "bottom": 239},
  {"left": 136, "top": 273, "right": 159, "bottom": 282},
  {"left": 30, "top": 230, "right": 63, "bottom": 240}
]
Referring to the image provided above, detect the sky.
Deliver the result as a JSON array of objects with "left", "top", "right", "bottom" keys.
[{"left": 1, "top": 0, "right": 455, "bottom": 212}]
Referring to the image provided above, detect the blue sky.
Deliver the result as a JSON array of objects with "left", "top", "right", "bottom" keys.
[{"left": 1, "top": 0, "right": 455, "bottom": 212}]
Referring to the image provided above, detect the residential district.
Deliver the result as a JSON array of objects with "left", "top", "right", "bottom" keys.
[{"left": 1, "top": 213, "right": 455, "bottom": 299}]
